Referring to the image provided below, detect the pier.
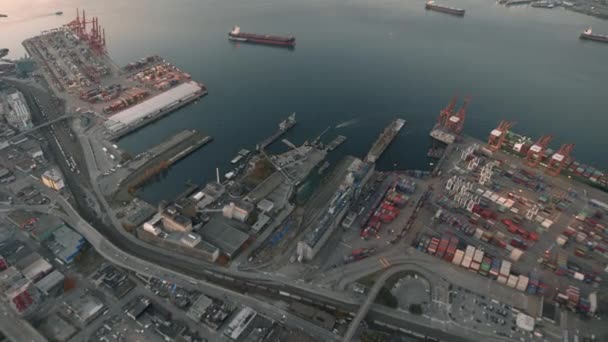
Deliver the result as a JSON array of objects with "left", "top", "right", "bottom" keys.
[
  {"left": 258, "top": 113, "right": 296, "bottom": 150},
  {"left": 365, "top": 118, "right": 406, "bottom": 163},
  {"left": 115, "top": 130, "right": 212, "bottom": 197}
]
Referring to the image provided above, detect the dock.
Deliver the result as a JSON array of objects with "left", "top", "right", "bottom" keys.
[
  {"left": 258, "top": 113, "right": 296, "bottom": 150},
  {"left": 365, "top": 119, "right": 406, "bottom": 163},
  {"left": 327, "top": 135, "right": 347, "bottom": 151},
  {"left": 120, "top": 129, "right": 212, "bottom": 194}
]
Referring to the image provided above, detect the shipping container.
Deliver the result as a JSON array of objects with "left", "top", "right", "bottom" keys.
[
  {"left": 489, "top": 259, "right": 501, "bottom": 278},
  {"left": 452, "top": 249, "right": 465, "bottom": 266},
  {"left": 470, "top": 262, "right": 481, "bottom": 272},
  {"left": 497, "top": 275, "right": 508, "bottom": 284},
  {"left": 516, "top": 276, "right": 529, "bottom": 292},
  {"left": 500, "top": 260, "right": 512, "bottom": 276},
  {"left": 507, "top": 275, "right": 518, "bottom": 288}
]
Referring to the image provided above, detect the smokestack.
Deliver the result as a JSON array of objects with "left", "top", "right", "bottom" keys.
[{"left": 216, "top": 168, "right": 220, "bottom": 183}]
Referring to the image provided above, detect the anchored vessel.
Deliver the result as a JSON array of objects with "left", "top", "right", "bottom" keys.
[
  {"left": 228, "top": 26, "right": 295, "bottom": 47},
  {"left": 580, "top": 28, "right": 608, "bottom": 43},
  {"left": 425, "top": 1, "right": 466, "bottom": 16}
]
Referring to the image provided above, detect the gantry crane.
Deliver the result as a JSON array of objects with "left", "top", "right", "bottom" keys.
[
  {"left": 546, "top": 144, "right": 575, "bottom": 176},
  {"left": 67, "top": 9, "right": 107, "bottom": 54},
  {"left": 487, "top": 120, "right": 515, "bottom": 151},
  {"left": 525, "top": 135, "right": 553, "bottom": 168},
  {"left": 438, "top": 96, "right": 458, "bottom": 128},
  {"left": 445, "top": 96, "right": 469, "bottom": 135}
]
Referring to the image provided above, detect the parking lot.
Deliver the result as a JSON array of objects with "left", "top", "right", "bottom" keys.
[{"left": 449, "top": 286, "right": 533, "bottom": 341}]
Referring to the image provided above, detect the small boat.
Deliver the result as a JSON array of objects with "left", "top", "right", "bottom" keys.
[{"left": 55, "top": 11, "right": 63, "bottom": 16}]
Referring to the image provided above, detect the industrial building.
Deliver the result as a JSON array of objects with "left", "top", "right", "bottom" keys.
[
  {"left": 223, "top": 306, "right": 257, "bottom": 341},
  {"left": 62, "top": 291, "right": 105, "bottom": 325},
  {"left": 4, "top": 90, "right": 33, "bottom": 131},
  {"left": 251, "top": 214, "right": 270, "bottom": 232},
  {"left": 5, "top": 277, "right": 36, "bottom": 314},
  {"left": 21, "top": 256, "right": 53, "bottom": 282},
  {"left": 297, "top": 159, "right": 374, "bottom": 261},
  {"left": 222, "top": 200, "right": 254, "bottom": 223},
  {"left": 161, "top": 205, "right": 193, "bottom": 232},
  {"left": 186, "top": 294, "right": 213, "bottom": 322},
  {"left": 200, "top": 218, "right": 250, "bottom": 259},
  {"left": 41, "top": 168, "right": 65, "bottom": 191},
  {"left": 48, "top": 225, "right": 85, "bottom": 264},
  {"left": 104, "top": 81, "right": 205, "bottom": 134},
  {"left": 256, "top": 199, "right": 274, "bottom": 213},
  {"left": 180, "top": 232, "right": 202, "bottom": 248},
  {"left": 34, "top": 270, "right": 65, "bottom": 296},
  {"left": 195, "top": 181, "right": 225, "bottom": 209},
  {"left": 17, "top": 138, "right": 44, "bottom": 159}
]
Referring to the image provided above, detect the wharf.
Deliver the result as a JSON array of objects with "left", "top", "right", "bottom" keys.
[
  {"left": 111, "top": 130, "right": 212, "bottom": 199},
  {"left": 258, "top": 113, "right": 296, "bottom": 150},
  {"left": 327, "top": 135, "right": 347, "bottom": 151},
  {"left": 105, "top": 85, "right": 207, "bottom": 141},
  {"left": 365, "top": 118, "right": 406, "bottom": 163}
]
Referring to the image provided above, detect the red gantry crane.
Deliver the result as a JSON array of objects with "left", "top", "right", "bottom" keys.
[
  {"left": 445, "top": 96, "right": 469, "bottom": 135},
  {"left": 487, "top": 120, "right": 515, "bottom": 151},
  {"left": 67, "top": 9, "right": 107, "bottom": 55},
  {"left": 438, "top": 96, "right": 458, "bottom": 128},
  {"left": 525, "top": 135, "right": 553, "bottom": 168},
  {"left": 546, "top": 144, "right": 575, "bottom": 176}
]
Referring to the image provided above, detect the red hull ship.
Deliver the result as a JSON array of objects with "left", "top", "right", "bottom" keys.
[{"left": 228, "top": 26, "right": 295, "bottom": 47}]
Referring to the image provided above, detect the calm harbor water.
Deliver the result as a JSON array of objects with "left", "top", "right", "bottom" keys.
[{"left": 2, "top": 0, "right": 608, "bottom": 203}]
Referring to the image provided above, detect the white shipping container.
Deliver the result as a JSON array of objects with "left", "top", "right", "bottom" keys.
[
  {"left": 507, "top": 275, "right": 518, "bottom": 288},
  {"left": 452, "top": 250, "right": 465, "bottom": 265},
  {"left": 473, "top": 249, "right": 485, "bottom": 263},
  {"left": 461, "top": 256, "right": 473, "bottom": 269},
  {"left": 573, "top": 272, "right": 585, "bottom": 281},
  {"left": 497, "top": 275, "right": 508, "bottom": 284},
  {"left": 500, "top": 260, "right": 512, "bottom": 276},
  {"left": 516, "top": 276, "right": 529, "bottom": 292}
]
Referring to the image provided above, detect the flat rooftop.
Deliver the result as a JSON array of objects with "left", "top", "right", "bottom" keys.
[
  {"left": 200, "top": 218, "right": 250, "bottom": 258},
  {"left": 107, "top": 81, "right": 202, "bottom": 127}
]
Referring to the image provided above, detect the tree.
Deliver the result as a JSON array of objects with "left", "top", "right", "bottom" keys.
[{"left": 409, "top": 304, "right": 423, "bottom": 315}]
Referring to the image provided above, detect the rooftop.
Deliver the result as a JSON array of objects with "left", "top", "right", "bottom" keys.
[
  {"left": 35, "top": 270, "right": 65, "bottom": 294},
  {"left": 106, "top": 81, "right": 202, "bottom": 127},
  {"left": 42, "top": 168, "right": 63, "bottom": 182},
  {"left": 200, "top": 218, "right": 250, "bottom": 258}
]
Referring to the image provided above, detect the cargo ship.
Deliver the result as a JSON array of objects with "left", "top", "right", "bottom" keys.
[
  {"left": 425, "top": 1, "right": 466, "bottom": 16},
  {"left": 579, "top": 28, "right": 608, "bottom": 43},
  {"left": 228, "top": 26, "right": 295, "bottom": 47},
  {"left": 0, "top": 48, "right": 8, "bottom": 58}
]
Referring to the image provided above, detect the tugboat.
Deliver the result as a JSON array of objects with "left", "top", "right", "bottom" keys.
[{"left": 579, "top": 27, "right": 608, "bottom": 43}]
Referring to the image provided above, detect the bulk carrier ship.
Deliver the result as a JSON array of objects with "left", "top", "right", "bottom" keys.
[
  {"left": 228, "top": 26, "right": 295, "bottom": 47},
  {"left": 579, "top": 28, "right": 608, "bottom": 43},
  {"left": 425, "top": 1, "right": 466, "bottom": 16}
]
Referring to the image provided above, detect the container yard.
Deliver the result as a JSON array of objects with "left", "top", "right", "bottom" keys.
[
  {"left": 22, "top": 10, "right": 207, "bottom": 141},
  {"left": 412, "top": 99, "right": 608, "bottom": 326}
]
